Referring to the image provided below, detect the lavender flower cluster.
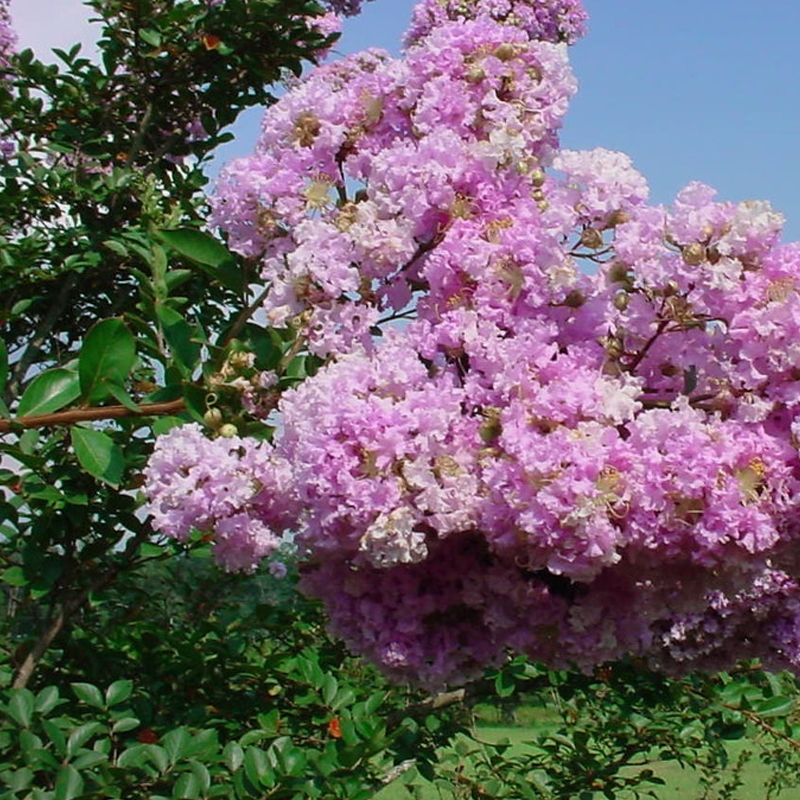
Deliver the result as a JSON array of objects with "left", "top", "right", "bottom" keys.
[
  {"left": 0, "top": 0, "right": 14, "bottom": 70},
  {"left": 146, "top": 0, "right": 800, "bottom": 686}
]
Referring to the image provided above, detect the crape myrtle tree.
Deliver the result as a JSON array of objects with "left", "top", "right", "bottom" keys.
[
  {"left": 146, "top": 0, "right": 800, "bottom": 688},
  {"left": 4, "top": 0, "right": 800, "bottom": 797}
]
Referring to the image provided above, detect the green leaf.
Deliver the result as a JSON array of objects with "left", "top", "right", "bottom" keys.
[
  {"left": 8, "top": 689, "right": 35, "bottom": 727},
  {"left": 71, "top": 750, "right": 108, "bottom": 770},
  {"left": 244, "top": 746, "right": 271, "bottom": 787},
  {"left": 223, "top": 742, "right": 244, "bottom": 772},
  {"left": 331, "top": 686, "right": 356, "bottom": 711},
  {"left": 71, "top": 427, "right": 124, "bottom": 486},
  {"left": 67, "top": 722, "right": 104, "bottom": 758},
  {"left": 71, "top": 682, "right": 105, "bottom": 708},
  {"left": 4, "top": 767, "right": 34, "bottom": 792},
  {"left": 156, "top": 305, "right": 201, "bottom": 376},
  {"left": 139, "top": 28, "right": 162, "bottom": 48},
  {"left": 158, "top": 228, "right": 243, "bottom": 293},
  {"left": 112, "top": 717, "right": 141, "bottom": 734},
  {"left": 494, "top": 670, "right": 516, "bottom": 698},
  {"left": 117, "top": 744, "right": 149, "bottom": 769},
  {"left": 35, "top": 686, "right": 61, "bottom": 716},
  {"left": 182, "top": 383, "right": 208, "bottom": 424},
  {"left": 54, "top": 765, "right": 84, "bottom": 800},
  {"left": 43, "top": 719, "right": 67, "bottom": 756},
  {"left": 106, "top": 383, "right": 140, "bottom": 412},
  {"left": 105, "top": 680, "right": 133, "bottom": 707},
  {"left": 321, "top": 674, "right": 338, "bottom": 706},
  {"left": 172, "top": 772, "right": 201, "bottom": 799},
  {"left": 162, "top": 728, "right": 191, "bottom": 765},
  {"left": 1, "top": 565, "right": 28, "bottom": 587},
  {"left": 17, "top": 369, "right": 80, "bottom": 417},
  {"left": 79, "top": 318, "right": 136, "bottom": 402},
  {"left": 755, "top": 695, "right": 795, "bottom": 718},
  {"left": 146, "top": 744, "right": 170, "bottom": 774}
]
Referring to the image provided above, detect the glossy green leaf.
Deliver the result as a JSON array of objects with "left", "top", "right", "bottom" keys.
[
  {"left": 112, "top": 717, "right": 141, "bottom": 734},
  {"left": 4, "top": 767, "right": 34, "bottom": 792},
  {"left": 17, "top": 369, "right": 80, "bottom": 418},
  {"left": 172, "top": 772, "right": 201, "bottom": 799},
  {"left": 71, "top": 427, "right": 124, "bottom": 487},
  {"left": 71, "top": 751, "right": 108, "bottom": 770},
  {"left": 105, "top": 679, "right": 133, "bottom": 707},
  {"left": 162, "top": 728, "right": 191, "bottom": 765},
  {"left": 54, "top": 765, "right": 84, "bottom": 800},
  {"left": 67, "top": 722, "right": 104, "bottom": 757},
  {"left": 71, "top": 682, "right": 104, "bottom": 708},
  {"left": 8, "top": 688, "right": 35, "bottom": 728},
  {"left": 106, "top": 383, "right": 140, "bottom": 412},
  {"left": 116, "top": 744, "right": 150, "bottom": 769},
  {"left": 244, "top": 746, "right": 271, "bottom": 787},
  {"left": 79, "top": 318, "right": 136, "bottom": 402},
  {"left": 139, "top": 28, "right": 162, "bottom": 48},
  {"left": 755, "top": 695, "right": 795, "bottom": 718},
  {"left": 223, "top": 742, "right": 244, "bottom": 772},
  {"left": 158, "top": 228, "right": 243, "bottom": 293},
  {"left": 35, "top": 686, "right": 61, "bottom": 716}
]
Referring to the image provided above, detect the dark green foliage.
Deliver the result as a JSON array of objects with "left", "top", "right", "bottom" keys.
[
  {"left": 0, "top": 0, "right": 332, "bottom": 694},
  {"left": 0, "top": 552, "right": 467, "bottom": 799}
]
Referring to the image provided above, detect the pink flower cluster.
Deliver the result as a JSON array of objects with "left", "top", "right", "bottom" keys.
[
  {"left": 0, "top": 0, "right": 14, "bottom": 71},
  {"left": 146, "top": 0, "right": 800, "bottom": 686}
]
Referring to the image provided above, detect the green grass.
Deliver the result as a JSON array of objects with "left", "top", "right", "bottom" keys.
[{"left": 375, "top": 723, "right": 793, "bottom": 800}]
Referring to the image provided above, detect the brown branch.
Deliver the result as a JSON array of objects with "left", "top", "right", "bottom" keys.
[
  {"left": 624, "top": 319, "right": 669, "bottom": 375},
  {"left": 728, "top": 704, "right": 800, "bottom": 752},
  {"left": 0, "top": 398, "right": 186, "bottom": 433},
  {"left": 386, "top": 688, "right": 466, "bottom": 730},
  {"left": 220, "top": 285, "right": 271, "bottom": 347},
  {"left": 11, "top": 607, "right": 67, "bottom": 690}
]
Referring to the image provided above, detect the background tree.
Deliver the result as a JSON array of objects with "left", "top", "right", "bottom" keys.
[{"left": 0, "top": 0, "right": 349, "bottom": 691}]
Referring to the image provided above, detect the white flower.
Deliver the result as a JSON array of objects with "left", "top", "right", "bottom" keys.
[{"left": 359, "top": 507, "right": 428, "bottom": 568}]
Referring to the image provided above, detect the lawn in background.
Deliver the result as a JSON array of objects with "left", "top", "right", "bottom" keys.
[{"left": 375, "top": 704, "right": 789, "bottom": 800}]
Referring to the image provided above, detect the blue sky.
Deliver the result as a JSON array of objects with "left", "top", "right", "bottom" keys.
[{"left": 16, "top": 0, "right": 800, "bottom": 240}]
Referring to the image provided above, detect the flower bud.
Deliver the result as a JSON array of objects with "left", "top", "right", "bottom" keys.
[
  {"left": 203, "top": 407, "right": 223, "bottom": 429},
  {"left": 493, "top": 43, "right": 517, "bottom": 62},
  {"left": 465, "top": 65, "right": 486, "bottom": 84},
  {"left": 608, "top": 262, "right": 631, "bottom": 284},
  {"left": 682, "top": 242, "right": 706, "bottom": 266},
  {"left": 530, "top": 168, "right": 546, "bottom": 187},
  {"left": 605, "top": 209, "right": 631, "bottom": 228},
  {"left": 613, "top": 291, "right": 629, "bottom": 311},
  {"left": 580, "top": 227, "right": 604, "bottom": 250},
  {"left": 218, "top": 423, "right": 238, "bottom": 439}
]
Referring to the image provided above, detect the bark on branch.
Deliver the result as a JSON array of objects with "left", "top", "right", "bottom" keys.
[{"left": 0, "top": 398, "right": 186, "bottom": 433}]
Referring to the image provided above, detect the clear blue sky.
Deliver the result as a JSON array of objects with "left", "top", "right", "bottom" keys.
[{"left": 216, "top": 0, "right": 800, "bottom": 241}]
